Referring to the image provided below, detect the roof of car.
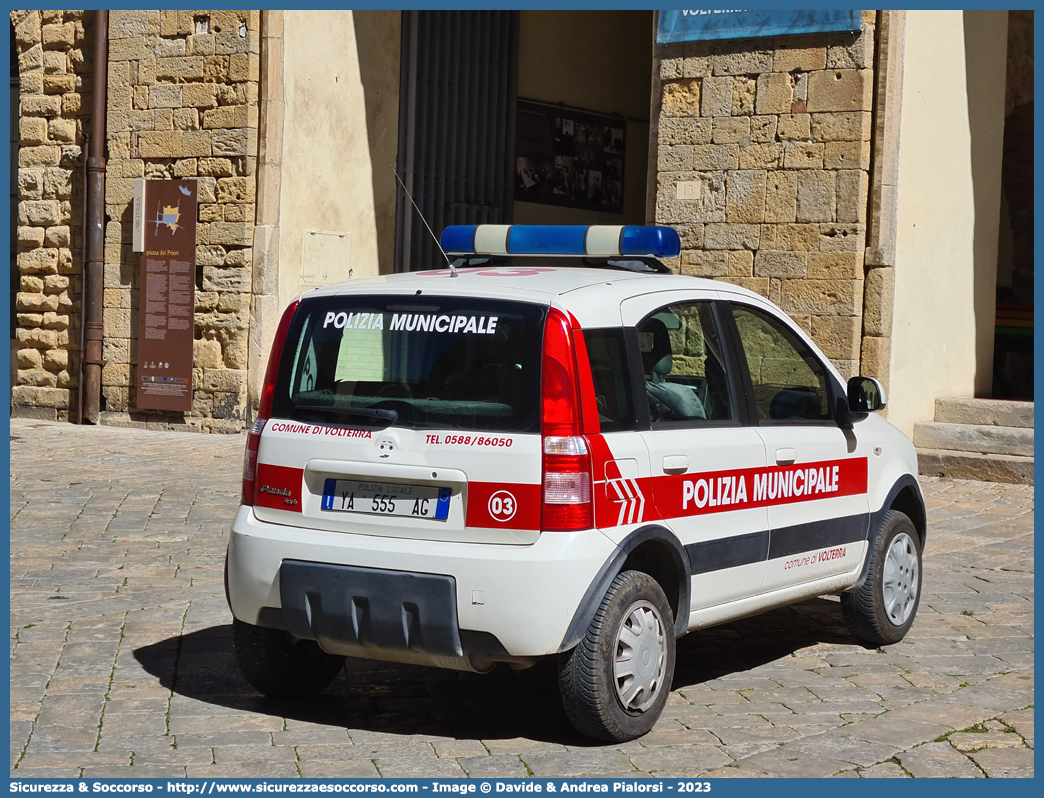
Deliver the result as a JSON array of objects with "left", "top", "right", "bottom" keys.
[{"left": 298, "top": 265, "right": 766, "bottom": 307}]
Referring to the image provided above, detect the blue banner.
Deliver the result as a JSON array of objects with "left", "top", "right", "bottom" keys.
[{"left": 657, "top": 9, "right": 861, "bottom": 44}]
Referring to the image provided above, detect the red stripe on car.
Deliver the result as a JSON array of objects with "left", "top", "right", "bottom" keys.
[
  {"left": 254, "top": 463, "right": 304, "bottom": 512},
  {"left": 591, "top": 457, "right": 868, "bottom": 528},
  {"left": 466, "top": 481, "right": 542, "bottom": 529}
]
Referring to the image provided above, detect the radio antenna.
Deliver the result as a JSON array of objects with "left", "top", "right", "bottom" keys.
[{"left": 392, "top": 165, "right": 458, "bottom": 278}]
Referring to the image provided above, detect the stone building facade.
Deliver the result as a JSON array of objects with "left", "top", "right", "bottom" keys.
[
  {"left": 101, "top": 9, "right": 260, "bottom": 432},
  {"left": 11, "top": 9, "right": 260, "bottom": 430},
  {"left": 11, "top": 9, "right": 91, "bottom": 419},
  {"left": 9, "top": 10, "right": 1030, "bottom": 437},
  {"left": 652, "top": 10, "right": 878, "bottom": 383}
]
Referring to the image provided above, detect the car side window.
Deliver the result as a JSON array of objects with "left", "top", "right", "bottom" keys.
[
  {"left": 583, "top": 328, "right": 636, "bottom": 432},
  {"left": 730, "top": 304, "right": 832, "bottom": 422},
  {"left": 635, "top": 302, "right": 734, "bottom": 424}
]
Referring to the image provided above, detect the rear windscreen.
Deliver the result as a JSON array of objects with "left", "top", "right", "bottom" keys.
[{"left": 272, "top": 295, "right": 548, "bottom": 433}]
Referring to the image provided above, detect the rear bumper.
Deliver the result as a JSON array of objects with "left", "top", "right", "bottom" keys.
[
  {"left": 279, "top": 560, "right": 465, "bottom": 659},
  {"left": 227, "top": 505, "right": 617, "bottom": 658}
]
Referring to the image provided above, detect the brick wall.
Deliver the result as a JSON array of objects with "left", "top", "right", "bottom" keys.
[
  {"left": 11, "top": 10, "right": 92, "bottom": 420},
  {"left": 101, "top": 10, "right": 260, "bottom": 432},
  {"left": 653, "top": 12, "right": 876, "bottom": 379}
]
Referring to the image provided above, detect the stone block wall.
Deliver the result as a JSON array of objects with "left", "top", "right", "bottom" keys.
[
  {"left": 653, "top": 12, "right": 876, "bottom": 379},
  {"left": 101, "top": 9, "right": 260, "bottom": 432},
  {"left": 11, "top": 10, "right": 92, "bottom": 420}
]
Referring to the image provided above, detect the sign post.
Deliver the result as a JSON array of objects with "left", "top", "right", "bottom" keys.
[{"left": 134, "top": 179, "right": 197, "bottom": 412}]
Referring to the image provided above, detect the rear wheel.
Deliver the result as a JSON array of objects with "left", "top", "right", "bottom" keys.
[
  {"left": 841, "top": 510, "right": 922, "bottom": 646},
  {"left": 558, "top": 570, "right": 676, "bottom": 742},
  {"left": 232, "top": 618, "right": 345, "bottom": 698}
]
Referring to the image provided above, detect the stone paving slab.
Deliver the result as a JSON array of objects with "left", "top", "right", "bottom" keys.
[
  {"left": 896, "top": 741, "right": 985, "bottom": 778},
  {"left": 9, "top": 419, "right": 1035, "bottom": 778}
]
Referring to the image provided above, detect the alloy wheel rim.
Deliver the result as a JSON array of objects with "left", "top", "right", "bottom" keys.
[
  {"left": 613, "top": 599, "right": 667, "bottom": 713},
  {"left": 883, "top": 531, "right": 919, "bottom": 626}
]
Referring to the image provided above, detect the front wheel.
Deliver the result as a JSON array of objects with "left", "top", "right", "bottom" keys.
[
  {"left": 232, "top": 618, "right": 346, "bottom": 699},
  {"left": 558, "top": 570, "right": 676, "bottom": 742},
  {"left": 841, "top": 510, "right": 922, "bottom": 646}
]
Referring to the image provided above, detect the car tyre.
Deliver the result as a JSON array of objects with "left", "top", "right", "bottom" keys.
[
  {"left": 558, "top": 570, "right": 676, "bottom": 742},
  {"left": 232, "top": 618, "right": 346, "bottom": 698},
  {"left": 841, "top": 510, "right": 922, "bottom": 646}
]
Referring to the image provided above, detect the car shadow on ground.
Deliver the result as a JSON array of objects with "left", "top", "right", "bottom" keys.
[{"left": 133, "top": 597, "right": 861, "bottom": 747}]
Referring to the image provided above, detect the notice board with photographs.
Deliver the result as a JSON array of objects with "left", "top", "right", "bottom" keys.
[{"left": 514, "top": 100, "right": 625, "bottom": 214}]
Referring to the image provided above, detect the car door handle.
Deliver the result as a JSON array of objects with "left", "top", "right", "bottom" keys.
[
  {"left": 775, "top": 448, "right": 796, "bottom": 465},
  {"left": 662, "top": 455, "right": 689, "bottom": 474}
]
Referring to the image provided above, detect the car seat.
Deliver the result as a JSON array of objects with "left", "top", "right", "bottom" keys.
[{"left": 638, "top": 317, "right": 706, "bottom": 420}]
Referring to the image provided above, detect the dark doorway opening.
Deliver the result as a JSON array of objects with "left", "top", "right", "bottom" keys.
[
  {"left": 993, "top": 10, "right": 1033, "bottom": 400},
  {"left": 394, "top": 11, "right": 519, "bottom": 273}
]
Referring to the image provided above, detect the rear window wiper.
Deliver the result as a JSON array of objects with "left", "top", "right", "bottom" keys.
[{"left": 292, "top": 404, "right": 398, "bottom": 425}]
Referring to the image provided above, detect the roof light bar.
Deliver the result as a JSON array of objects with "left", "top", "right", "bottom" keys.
[{"left": 440, "top": 224, "right": 681, "bottom": 259}]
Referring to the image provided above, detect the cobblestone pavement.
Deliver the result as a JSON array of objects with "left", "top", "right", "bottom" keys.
[{"left": 10, "top": 418, "right": 1034, "bottom": 778}]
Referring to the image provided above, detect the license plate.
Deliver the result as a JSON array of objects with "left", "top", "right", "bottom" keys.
[{"left": 321, "top": 479, "right": 451, "bottom": 521}]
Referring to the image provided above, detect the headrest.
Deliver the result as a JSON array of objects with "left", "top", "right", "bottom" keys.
[
  {"left": 638, "top": 317, "right": 673, "bottom": 380},
  {"left": 770, "top": 389, "right": 822, "bottom": 420}
]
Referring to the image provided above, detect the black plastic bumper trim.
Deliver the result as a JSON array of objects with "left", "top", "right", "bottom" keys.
[{"left": 279, "top": 560, "right": 463, "bottom": 657}]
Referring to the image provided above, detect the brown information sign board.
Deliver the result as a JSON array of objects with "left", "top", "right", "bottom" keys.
[{"left": 136, "top": 179, "right": 197, "bottom": 412}]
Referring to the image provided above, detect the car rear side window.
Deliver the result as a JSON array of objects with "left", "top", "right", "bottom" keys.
[
  {"left": 583, "top": 329, "right": 635, "bottom": 433},
  {"left": 635, "top": 301, "right": 735, "bottom": 424},
  {"left": 273, "top": 295, "right": 548, "bottom": 433}
]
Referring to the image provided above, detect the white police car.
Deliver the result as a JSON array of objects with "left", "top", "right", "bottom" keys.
[{"left": 226, "top": 224, "right": 925, "bottom": 742}]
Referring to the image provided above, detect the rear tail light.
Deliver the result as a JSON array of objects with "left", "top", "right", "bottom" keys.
[
  {"left": 543, "top": 436, "right": 592, "bottom": 503},
  {"left": 241, "top": 418, "right": 265, "bottom": 505},
  {"left": 540, "top": 308, "right": 594, "bottom": 531},
  {"left": 242, "top": 300, "right": 298, "bottom": 506},
  {"left": 543, "top": 435, "right": 588, "bottom": 456}
]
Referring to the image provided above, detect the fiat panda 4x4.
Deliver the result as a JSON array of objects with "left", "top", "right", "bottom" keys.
[{"left": 226, "top": 224, "right": 925, "bottom": 742}]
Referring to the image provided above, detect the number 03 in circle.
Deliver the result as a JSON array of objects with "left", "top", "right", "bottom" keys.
[{"left": 487, "top": 490, "right": 517, "bottom": 522}]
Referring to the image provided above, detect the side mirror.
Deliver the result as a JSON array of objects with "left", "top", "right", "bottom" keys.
[{"left": 847, "top": 376, "right": 887, "bottom": 413}]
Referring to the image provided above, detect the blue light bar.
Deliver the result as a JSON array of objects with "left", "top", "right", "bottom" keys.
[
  {"left": 440, "top": 224, "right": 681, "bottom": 259},
  {"left": 621, "top": 225, "right": 681, "bottom": 258},
  {"left": 439, "top": 226, "right": 475, "bottom": 255},
  {"left": 508, "top": 225, "right": 587, "bottom": 255}
]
